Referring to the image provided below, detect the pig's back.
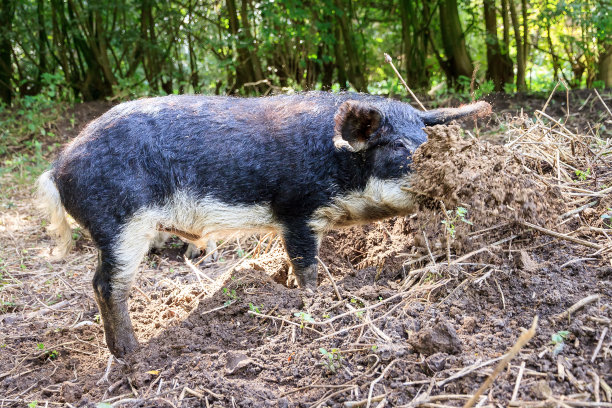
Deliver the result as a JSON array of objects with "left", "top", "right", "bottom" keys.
[{"left": 52, "top": 93, "right": 361, "bottom": 227}]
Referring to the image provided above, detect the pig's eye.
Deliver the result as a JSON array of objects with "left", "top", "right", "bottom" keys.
[{"left": 392, "top": 140, "right": 407, "bottom": 151}]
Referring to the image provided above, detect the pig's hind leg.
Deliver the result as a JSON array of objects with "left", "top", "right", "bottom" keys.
[
  {"left": 281, "top": 221, "right": 320, "bottom": 290},
  {"left": 92, "top": 220, "right": 155, "bottom": 357}
]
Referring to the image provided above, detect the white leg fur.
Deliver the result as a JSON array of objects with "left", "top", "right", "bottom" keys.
[
  {"left": 36, "top": 170, "right": 73, "bottom": 258},
  {"left": 309, "top": 176, "right": 415, "bottom": 234}
]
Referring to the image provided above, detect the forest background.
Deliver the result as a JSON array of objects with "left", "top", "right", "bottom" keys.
[{"left": 0, "top": 0, "right": 610, "bottom": 165}]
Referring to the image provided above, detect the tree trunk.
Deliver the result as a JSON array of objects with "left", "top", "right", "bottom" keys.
[
  {"left": 0, "top": 0, "right": 15, "bottom": 105},
  {"left": 501, "top": 0, "right": 510, "bottom": 54},
  {"left": 484, "top": 0, "right": 513, "bottom": 91},
  {"left": 546, "top": 23, "right": 560, "bottom": 80},
  {"left": 509, "top": 0, "right": 527, "bottom": 91},
  {"left": 226, "top": 0, "right": 263, "bottom": 93},
  {"left": 334, "top": 0, "right": 367, "bottom": 91},
  {"left": 399, "top": 0, "right": 413, "bottom": 85},
  {"left": 141, "top": 0, "right": 159, "bottom": 93},
  {"left": 598, "top": 43, "right": 612, "bottom": 87},
  {"left": 439, "top": 0, "right": 473, "bottom": 86},
  {"left": 521, "top": 0, "right": 528, "bottom": 66},
  {"left": 36, "top": 0, "right": 47, "bottom": 92},
  {"left": 333, "top": 25, "right": 348, "bottom": 90},
  {"left": 187, "top": 0, "right": 198, "bottom": 92}
]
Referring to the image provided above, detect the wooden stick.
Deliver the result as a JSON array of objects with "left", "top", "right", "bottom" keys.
[
  {"left": 591, "top": 327, "right": 608, "bottom": 363},
  {"left": 511, "top": 361, "right": 526, "bottom": 402},
  {"left": 384, "top": 53, "right": 427, "bottom": 111},
  {"left": 554, "top": 294, "right": 601, "bottom": 322},
  {"left": 463, "top": 316, "right": 538, "bottom": 408},
  {"left": 520, "top": 221, "right": 602, "bottom": 250},
  {"left": 317, "top": 256, "right": 342, "bottom": 301},
  {"left": 594, "top": 88, "right": 612, "bottom": 118}
]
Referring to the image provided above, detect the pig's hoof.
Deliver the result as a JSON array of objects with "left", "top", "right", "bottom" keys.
[
  {"left": 184, "top": 243, "right": 201, "bottom": 259},
  {"left": 206, "top": 239, "right": 219, "bottom": 261},
  {"left": 107, "top": 333, "right": 139, "bottom": 358}
]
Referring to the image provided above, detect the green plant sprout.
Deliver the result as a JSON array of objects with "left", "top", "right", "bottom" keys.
[
  {"left": 319, "top": 348, "right": 343, "bottom": 373},
  {"left": 442, "top": 206, "right": 473, "bottom": 238},
  {"left": 222, "top": 287, "right": 238, "bottom": 306},
  {"left": 248, "top": 303, "right": 263, "bottom": 315},
  {"left": 36, "top": 342, "right": 58, "bottom": 359},
  {"left": 294, "top": 312, "right": 315, "bottom": 328},
  {"left": 551, "top": 330, "right": 570, "bottom": 356},
  {"left": 575, "top": 168, "right": 590, "bottom": 181}
]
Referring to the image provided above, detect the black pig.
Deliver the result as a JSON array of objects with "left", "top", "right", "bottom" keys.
[{"left": 37, "top": 92, "right": 490, "bottom": 356}]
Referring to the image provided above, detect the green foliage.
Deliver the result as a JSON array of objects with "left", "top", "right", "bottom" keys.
[
  {"left": 248, "top": 303, "right": 263, "bottom": 315},
  {"left": 294, "top": 311, "right": 315, "bottom": 328},
  {"left": 575, "top": 168, "right": 591, "bottom": 181},
  {"left": 2, "top": 0, "right": 608, "bottom": 111},
  {"left": 319, "top": 347, "right": 343, "bottom": 373},
  {"left": 442, "top": 207, "right": 473, "bottom": 239},
  {"left": 222, "top": 287, "right": 238, "bottom": 306},
  {"left": 551, "top": 330, "right": 570, "bottom": 356},
  {"left": 0, "top": 73, "right": 66, "bottom": 181}
]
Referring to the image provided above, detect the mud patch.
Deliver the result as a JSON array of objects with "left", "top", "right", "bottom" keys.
[{"left": 408, "top": 124, "right": 565, "bottom": 254}]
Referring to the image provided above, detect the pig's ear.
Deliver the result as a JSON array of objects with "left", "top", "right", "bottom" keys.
[{"left": 333, "top": 100, "right": 382, "bottom": 152}]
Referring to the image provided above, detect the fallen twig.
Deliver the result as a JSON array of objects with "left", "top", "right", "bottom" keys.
[
  {"left": 520, "top": 221, "right": 602, "bottom": 250},
  {"left": 511, "top": 361, "right": 526, "bottom": 402},
  {"left": 591, "top": 327, "right": 608, "bottom": 363},
  {"left": 317, "top": 256, "right": 342, "bottom": 301},
  {"left": 463, "top": 315, "right": 538, "bottom": 408},
  {"left": 367, "top": 359, "right": 397, "bottom": 408},
  {"left": 554, "top": 294, "right": 601, "bottom": 322},
  {"left": 384, "top": 53, "right": 426, "bottom": 111}
]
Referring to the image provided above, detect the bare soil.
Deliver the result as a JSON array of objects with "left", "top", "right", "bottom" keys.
[{"left": 0, "top": 92, "right": 610, "bottom": 407}]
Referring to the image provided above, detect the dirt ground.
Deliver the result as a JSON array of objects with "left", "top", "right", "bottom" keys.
[{"left": 0, "top": 90, "right": 611, "bottom": 407}]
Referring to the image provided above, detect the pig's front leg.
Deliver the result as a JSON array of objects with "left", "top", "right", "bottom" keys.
[{"left": 281, "top": 220, "right": 320, "bottom": 290}]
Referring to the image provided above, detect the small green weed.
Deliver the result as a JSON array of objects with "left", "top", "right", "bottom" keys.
[
  {"left": 319, "top": 348, "right": 343, "bottom": 373},
  {"left": 36, "top": 342, "right": 59, "bottom": 360},
  {"left": 222, "top": 287, "right": 238, "bottom": 306},
  {"left": 248, "top": 303, "right": 263, "bottom": 314},
  {"left": 551, "top": 330, "right": 570, "bottom": 356},
  {"left": 442, "top": 206, "right": 473, "bottom": 238},
  {"left": 28, "top": 401, "right": 38, "bottom": 408},
  {"left": 294, "top": 311, "right": 315, "bottom": 328},
  {"left": 575, "top": 168, "right": 590, "bottom": 181},
  {"left": 0, "top": 300, "right": 17, "bottom": 313}
]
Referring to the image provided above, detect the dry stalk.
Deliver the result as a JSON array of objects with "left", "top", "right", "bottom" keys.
[
  {"left": 554, "top": 294, "right": 601, "bottom": 322},
  {"left": 383, "top": 53, "right": 426, "bottom": 111},
  {"left": 463, "top": 315, "right": 538, "bottom": 408},
  {"left": 317, "top": 256, "right": 342, "bottom": 301},
  {"left": 520, "top": 221, "right": 602, "bottom": 250},
  {"left": 591, "top": 327, "right": 609, "bottom": 363}
]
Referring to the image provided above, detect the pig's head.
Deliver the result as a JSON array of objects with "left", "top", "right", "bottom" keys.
[{"left": 315, "top": 98, "right": 490, "bottom": 230}]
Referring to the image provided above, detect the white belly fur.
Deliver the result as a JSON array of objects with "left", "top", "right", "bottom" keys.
[{"left": 114, "top": 191, "right": 280, "bottom": 275}]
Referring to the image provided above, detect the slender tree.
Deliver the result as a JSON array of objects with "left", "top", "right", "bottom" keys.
[
  {"left": 0, "top": 0, "right": 15, "bottom": 105},
  {"left": 484, "top": 0, "right": 513, "bottom": 90},
  {"left": 509, "top": 0, "right": 527, "bottom": 91},
  {"left": 439, "top": 0, "right": 473, "bottom": 86}
]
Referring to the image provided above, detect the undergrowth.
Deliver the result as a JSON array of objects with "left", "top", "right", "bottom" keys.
[{"left": 0, "top": 73, "right": 69, "bottom": 183}]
